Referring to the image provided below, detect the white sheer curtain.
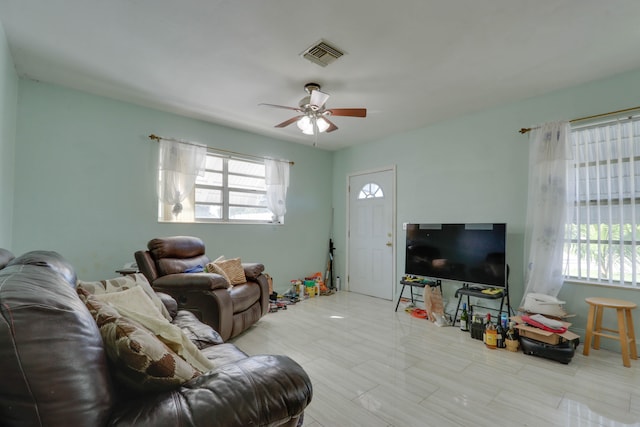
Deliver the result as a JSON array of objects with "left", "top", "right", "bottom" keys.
[
  {"left": 157, "top": 139, "right": 206, "bottom": 218},
  {"left": 265, "top": 159, "right": 290, "bottom": 223},
  {"left": 521, "top": 121, "right": 574, "bottom": 302}
]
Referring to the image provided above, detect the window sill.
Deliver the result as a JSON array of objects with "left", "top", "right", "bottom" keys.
[
  {"left": 563, "top": 278, "right": 640, "bottom": 291},
  {"left": 158, "top": 219, "right": 284, "bottom": 225}
]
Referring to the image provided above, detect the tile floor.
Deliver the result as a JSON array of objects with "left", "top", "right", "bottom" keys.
[{"left": 231, "top": 291, "right": 640, "bottom": 427}]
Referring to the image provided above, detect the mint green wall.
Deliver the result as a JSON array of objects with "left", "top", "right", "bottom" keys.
[
  {"left": 10, "top": 49, "right": 640, "bottom": 350},
  {"left": 332, "top": 105, "right": 527, "bottom": 312},
  {"left": 0, "top": 21, "right": 17, "bottom": 248},
  {"left": 332, "top": 68, "right": 640, "bottom": 347},
  {"left": 13, "top": 80, "right": 332, "bottom": 289}
]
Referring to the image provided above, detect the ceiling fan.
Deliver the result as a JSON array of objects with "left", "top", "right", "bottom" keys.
[{"left": 260, "top": 83, "right": 367, "bottom": 138}]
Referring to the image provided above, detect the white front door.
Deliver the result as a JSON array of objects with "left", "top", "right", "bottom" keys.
[{"left": 347, "top": 168, "right": 395, "bottom": 300}]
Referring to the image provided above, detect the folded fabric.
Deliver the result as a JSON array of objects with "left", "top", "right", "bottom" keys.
[
  {"left": 529, "top": 313, "right": 565, "bottom": 329},
  {"left": 522, "top": 314, "right": 567, "bottom": 334},
  {"left": 184, "top": 265, "right": 204, "bottom": 273},
  {"left": 93, "top": 286, "right": 215, "bottom": 373}
]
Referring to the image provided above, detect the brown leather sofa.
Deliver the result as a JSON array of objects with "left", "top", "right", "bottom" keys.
[
  {"left": 0, "top": 247, "right": 14, "bottom": 268},
  {"left": 135, "top": 236, "right": 269, "bottom": 341},
  {"left": 0, "top": 250, "right": 312, "bottom": 427}
]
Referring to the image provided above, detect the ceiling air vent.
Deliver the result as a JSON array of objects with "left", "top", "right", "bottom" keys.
[{"left": 301, "top": 39, "right": 345, "bottom": 67}]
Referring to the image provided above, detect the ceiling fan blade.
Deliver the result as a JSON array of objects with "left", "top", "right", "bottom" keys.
[
  {"left": 274, "top": 115, "right": 304, "bottom": 128},
  {"left": 323, "top": 117, "right": 339, "bottom": 133},
  {"left": 259, "top": 103, "right": 303, "bottom": 112},
  {"left": 310, "top": 89, "right": 330, "bottom": 109},
  {"left": 327, "top": 108, "right": 367, "bottom": 117}
]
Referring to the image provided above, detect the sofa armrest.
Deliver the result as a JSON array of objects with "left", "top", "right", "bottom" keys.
[
  {"left": 155, "top": 292, "right": 178, "bottom": 319},
  {"left": 242, "top": 263, "right": 265, "bottom": 280},
  {"left": 153, "top": 273, "right": 229, "bottom": 291},
  {"left": 0, "top": 248, "right": 15, "bottom": 270},
  {"left": 108, "top": 355, "right": 312, "bottom": 427}
]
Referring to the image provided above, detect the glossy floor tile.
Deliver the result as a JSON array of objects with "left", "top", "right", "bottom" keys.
[{"left": 231, "top": 291, "right": 640, "bottom": 427}]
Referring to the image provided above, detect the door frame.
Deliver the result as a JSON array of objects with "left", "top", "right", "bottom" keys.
[{"left": 346, "top": 165, "right": 397, "bottom": 296}]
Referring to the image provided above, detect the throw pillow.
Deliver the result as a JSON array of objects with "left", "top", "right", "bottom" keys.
[
  {"left": 77, "top": 274, "right": 172, "bottom": 321},
  {"left": 213, "top": 257, "right": 246, "bottom": 286},
  {"left": 90, "top": 286, "right": 215, "bottom": 373},
  {"left": 79, "top": 290, "right": 201, "bottom": 392},
  {"left": 206, "top": 262, "right": 231, "bottom": 285}
]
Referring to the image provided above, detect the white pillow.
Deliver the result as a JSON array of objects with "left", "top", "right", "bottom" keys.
[{"left": 77, "top": 273, "right": 172, "bottom": 320}]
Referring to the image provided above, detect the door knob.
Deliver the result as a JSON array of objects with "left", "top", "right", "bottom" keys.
[{"left": 386, "top": 242, "right": 392, "bottom": 247}]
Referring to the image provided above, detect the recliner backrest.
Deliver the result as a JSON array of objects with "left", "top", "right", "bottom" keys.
[{"left": 144, "top": 236, "right": 211, "bottom": 277}]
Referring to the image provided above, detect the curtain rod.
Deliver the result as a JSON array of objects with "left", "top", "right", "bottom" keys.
[
  {"left": 148, "top": 134, "right": 294, "bottom": 166},
  {"left": 518, "top": 105, "right": 640, "bottom": 134}
]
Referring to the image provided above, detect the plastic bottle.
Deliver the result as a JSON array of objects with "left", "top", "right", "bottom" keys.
[
  {"left": 336, "top": 276, "right": 341, "bottom": 291},
  {"left": 500, "top": 313, "right": 508, "bottom": 329},
  {"left": 298, "top": 282, "right": 305, "bottom": 298}
]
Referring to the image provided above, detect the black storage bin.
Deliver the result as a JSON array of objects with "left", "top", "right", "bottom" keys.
[{"left": 470, "top": 322, "right": 484, "bottom": 341}]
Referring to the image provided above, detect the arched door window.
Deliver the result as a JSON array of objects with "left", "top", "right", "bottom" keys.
[{"left": 358, "top": 182, "right": 384, "bottom": 199}]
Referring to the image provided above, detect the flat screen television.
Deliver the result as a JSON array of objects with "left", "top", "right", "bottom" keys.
[{"left": 405, "top": 223, "right": 507, "bottom": 288}]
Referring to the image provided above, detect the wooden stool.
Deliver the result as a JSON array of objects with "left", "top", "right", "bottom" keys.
[{"left": 583, "top": 297, "right": 637, "bottom": 367}]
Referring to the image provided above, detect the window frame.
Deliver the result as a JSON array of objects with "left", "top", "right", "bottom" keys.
[
  {"left": 158, "top": 150, "right": 277, "bottom": 224},
  {"left": 563, "top": 116, "right": 640, "bottom": 288}
]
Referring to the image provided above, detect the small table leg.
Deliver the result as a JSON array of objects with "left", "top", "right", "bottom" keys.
[
  {"left": 617, "top": 308, "right": 631, "bottom": 368},
  {"left": 593, "top": 305, "right": 604, "bottom": 349},
  {"left": 395, "top": 284, "right": 407, "bottom": 312},
  {"left": 583, "top": 304, "right": 595, "bottom": 356},
  {"left": 453, "top": 295, "right": 462, "bottom": 325},
  {"left": 626, "top": 308, "right": 638, "bottom": 360}
]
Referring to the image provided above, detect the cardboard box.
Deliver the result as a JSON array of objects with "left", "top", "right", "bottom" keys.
[{"left": 512, "top": 316, "right": 580, "bottom": 345}]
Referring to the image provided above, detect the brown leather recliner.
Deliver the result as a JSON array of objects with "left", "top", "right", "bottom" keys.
[
  {"left": 0, "top": 250, "right": 312, "bottom": 427},
  {"left": 135, "top": 236, "right": 269, "bottom": 341}
]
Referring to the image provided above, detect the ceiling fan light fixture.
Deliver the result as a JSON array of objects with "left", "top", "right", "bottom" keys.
[
  {"left": 261, "top": 82, "right": 366, "bottom": 137},
  {"left": 297, "top": 115, "right": 329, "bottom": 135},
  {"left": 316, "top": 117, "right": 330, "bottom": 133},
  {"left": 297, "top": 115, "right": 312, "bottom": 133}
]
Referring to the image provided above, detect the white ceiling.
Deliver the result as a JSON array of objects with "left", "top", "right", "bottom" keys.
[{"left": 1, "top": 1, "right": 640, "bottom": 150}]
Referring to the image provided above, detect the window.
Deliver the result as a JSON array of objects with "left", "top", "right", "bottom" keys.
[
  {"left": 159, "top": 151, "right": 274, "bottom": 223},
  {"left": 564, "top": 116, "right": 640, "bottom": 287},
  {"left": 358, "top": 182, "right": 384, "bottom": 199}
]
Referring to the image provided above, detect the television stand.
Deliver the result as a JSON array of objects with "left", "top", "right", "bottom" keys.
[
  {"left": 453, "top": 282, "right": 512, "bottom": 325},
  {"left": 394, "top": 277, "right": 442, "bottom": 312}
]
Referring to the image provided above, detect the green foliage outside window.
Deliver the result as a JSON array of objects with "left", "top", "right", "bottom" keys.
[{"left": 564, "top": 223, "right": 639, "bottom": 284}]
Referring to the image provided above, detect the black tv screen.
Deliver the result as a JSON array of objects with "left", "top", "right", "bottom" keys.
[{"left": 405, "top": 223, "right": 507, "bottom": 288}]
